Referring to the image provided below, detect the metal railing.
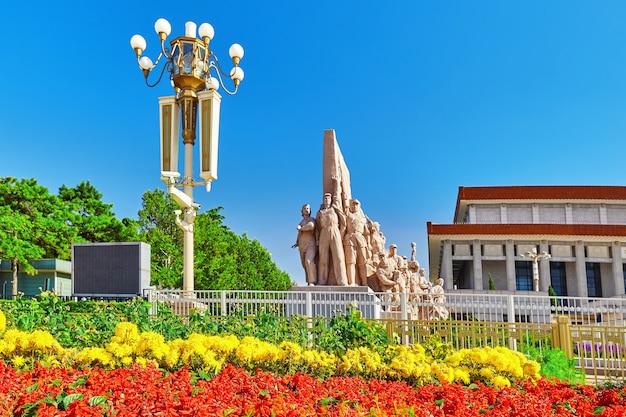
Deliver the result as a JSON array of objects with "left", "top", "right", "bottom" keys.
[
  {"left": 145, "top": 289, "right": 626, "bottom": 325},
  {"left": 570, "top": 324, "right": 626, "bottom": 384}
]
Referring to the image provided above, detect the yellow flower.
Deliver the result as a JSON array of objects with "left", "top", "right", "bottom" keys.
[
  {"left": 111, "top": 322, "right": 140, "bottom": 345},
  {"left": 491, "top": 375, "right": 511, "bottom": 388},
  {"left": 479, "top": 367, "right": 495, "bottom": 379},
  {"left": 74, "top": 347, "right": 115, "bottom": 368},
  {"left": 163, "top": 339, "right": 185, "bottom": 368},
  {"left": 0, "top": 310, "right": 6, "bottom": 335},
  {"left": 201, "top": 351, "right": 223, "bottom": 372},
  {"left": 523, "top": 361, "right": 541, "bottom": 378},
  {"left": 277, "top": 341, "right": 302, "bottom": 362},
  {"left": 203, "top": 334, "right": 240, "bottom": 355},
  {"left": 30, "top": 330, "right": 60, "bottom": 351},
  {"left": 135, "top": 332, "right": 167, "bottom": 359},
  {"left": 235, "top": 337, "right": 279, "bottom": 364},
  {"left": 0, "top": 339, "right": 16, "bottom": 356},
  {"left": 302, "top": 350, "right": 336, "bottom": 372},
  {"left": 430, "top": 363, "right": 455, "bottom": 383},
  {"left": 11, "top": 355, "right": 26, "bottom": 368},
  {"left": 134, "top": 357, "right": 158, "bottom": 368},
  {"left": 106, "top": 341, "right": 135, "bottom": 358},
  {"left": 2, "top": 329, "right": 25, "bottom": 353},
  {"left": 453, "top": 368, "right": 470, "bottom": 384}
]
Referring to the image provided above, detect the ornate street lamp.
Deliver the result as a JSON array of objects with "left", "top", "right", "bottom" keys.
[
  {"left": 130, "top": 18, "right": 244, "bottom": 292},
  {"left": 521, "top": 248, "right": 551, "bottom": 292}
]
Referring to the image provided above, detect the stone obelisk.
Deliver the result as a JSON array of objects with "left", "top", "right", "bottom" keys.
[{"left": 322, "top": 129, "right": 351, "bottom": 214}]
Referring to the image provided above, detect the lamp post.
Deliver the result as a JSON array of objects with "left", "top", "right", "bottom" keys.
[
  {"left": 130, "top": 18, "right": 244, "bottom": 292},
  {"left": 521, "top": 248, "right": 551, "bottom": 292}
]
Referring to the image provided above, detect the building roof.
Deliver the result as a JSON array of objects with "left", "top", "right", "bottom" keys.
[
  {"left": 427, "top": 222, "right": 626, "bottom": 237},
  {"left": 454, "top": 186, "right": 626, "bottom": 222}
]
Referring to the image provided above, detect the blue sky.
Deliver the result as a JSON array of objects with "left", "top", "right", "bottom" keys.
[{"left": 2, "top": 1, "right": 626, "bottom": 286}]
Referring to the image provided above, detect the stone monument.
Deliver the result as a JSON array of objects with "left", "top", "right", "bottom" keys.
[
  {"left": 290, "top": 130, "right": 409, "bottom": 289},
  {"left": 290, "top": 129, "right": 449, "bottom": 320}
]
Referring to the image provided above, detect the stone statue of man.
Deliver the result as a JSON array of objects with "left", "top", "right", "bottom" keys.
[{"left": 315, "top": 177, "right": 348, "bottom": 286}]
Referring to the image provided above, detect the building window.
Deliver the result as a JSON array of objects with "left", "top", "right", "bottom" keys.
[
  {"left": 515, "top": 261, "right": 533, "bottom": 291},
  {"left": 550, "top": 262, "right": 567, "bottom": 296},
  {"left": 586, "top": 262, "right": 602, "bottom": 297},
  {"left": 622, "top": 264, "right": 626, "bottom": 294}
]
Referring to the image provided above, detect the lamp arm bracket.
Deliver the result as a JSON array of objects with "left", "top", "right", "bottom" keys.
[
  {"left": 145, "top": 61, "right": 171, "bottom": 88},
  {"left": 209, "top": 61, "right": 238, "bottom": 96},
  {"left": 159, "top": 41, "right": 173, "bottom": 61},
  {"left": 209, "top": 53, "right": 231, "bottom": 78}
]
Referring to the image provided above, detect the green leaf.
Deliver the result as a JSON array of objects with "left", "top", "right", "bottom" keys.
[
  {"left": 62, "top": 393, "right": 84, "bottom": 410},
  {"left": 69, "top": 376, "right": 87, "bottom": 388},
  {"left": 89, "top": 396, "right": 109, "bottom": 407},
  {"left": 25, "top": 382, "right": 39, "bottom": 393},
  {"left": 319, "top": 397, "right": 337, "bottom": 406}
]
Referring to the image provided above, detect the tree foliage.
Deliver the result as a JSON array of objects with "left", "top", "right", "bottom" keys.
[
  {"left": 138, "top": 189, "right": 293, "bottom": 291},
  {"left": 58, "top": 181, "right": 139, "bottom": 243},
  {"left": 137, "top": 189, "right": 183, "bottom": 289},
  {"left": 0, "top": 178, "right": 293, "bottom": 294},
  {"left": 0, "top": 178, "right": 71, "bottom": 297},
  {"left": 0, "top": 177, "right": 139, "bottom": 297}
]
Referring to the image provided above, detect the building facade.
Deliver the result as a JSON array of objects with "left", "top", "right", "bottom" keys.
[
  {"left": 427, "top": 186, "right": 626, "bottom": 297},
  {"left": 0, "top": 259, "right": 72, "bottom": 298}
]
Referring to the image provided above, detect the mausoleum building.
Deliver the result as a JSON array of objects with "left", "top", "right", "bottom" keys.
[{"left": 427, "top": 186, "right": 626, "bottom": 297}]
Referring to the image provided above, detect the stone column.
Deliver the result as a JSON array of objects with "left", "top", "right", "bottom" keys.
[
  {"left": 472, "top": 240, "right": 483, "bottom": 290},
  {"left": 442, "top": 240, "right": 453, "bottom": 290},
  {"left": 612, "top": 242, "right": 625, "bottom": 296},
  {"left": 574, "top": 241, "right": 587, "bottom": 297},
  {"left": 505, "top": 240, "right": 516, "bottom": 291}
]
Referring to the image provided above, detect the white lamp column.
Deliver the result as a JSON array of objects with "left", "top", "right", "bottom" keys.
[{"left": 131, "top": 18, "right": 244, "bottom": 292}]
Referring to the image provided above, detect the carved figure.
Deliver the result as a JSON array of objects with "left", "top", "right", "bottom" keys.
[
  {"left": 416, "top": 268, "right": 431, "bottom": 296},
  {"left": 343, "top": 199, "right": 370, "bottom": 286},
  {"left": 292, "top": 203, "right": 317, "bottom": 286},
  {"left": 368, "top": 221, "right": 386, "bottom": 262},
  {"left": 315, "top": 178, "right": 348, "bottom": 286},
  {"left": 430, "top": 278, "right": 449, "bottom": 320},
  {"left": 375, "top": 253, "right": 396, "bottom": 291},
  {"left": 387, "top": 244, "right": 403, "bottom": 272}
]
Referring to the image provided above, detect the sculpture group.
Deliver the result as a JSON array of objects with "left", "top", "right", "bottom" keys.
[{"left": 292, "top": 130, "right": 448, "bottom": 319}]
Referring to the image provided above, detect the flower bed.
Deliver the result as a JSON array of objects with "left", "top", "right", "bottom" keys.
[
  {"left": 0, "top": 322, "right": 541, "bottom": 388},
  {"left": 0, "top": 301, "right": 619, "bottom": 416},
  {"left": 0, "top": 362, "right": 625, "bottom": 416}
]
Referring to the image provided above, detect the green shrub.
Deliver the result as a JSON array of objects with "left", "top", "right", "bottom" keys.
[
  {"left": 312, "top": 305, "right": 393, "bottom": 355},
  {"left": 0, "top": 292, "right": 153, "bottom": 349},
  {"left": 185, "top": 306, "right": 310, "bottom": 348},
  {"left": 421, "top": 335, "right": 453, "bottom": 361},
  {"left": 524, "top": 344, "right": 585, "bottom": 384},
  {"left": 488, "top": 273, "right": 497, "bottom": 290}
]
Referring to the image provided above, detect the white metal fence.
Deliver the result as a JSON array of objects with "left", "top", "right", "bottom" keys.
[{"left": 144, "top": 289, "right": 626, "bottom": 326}]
